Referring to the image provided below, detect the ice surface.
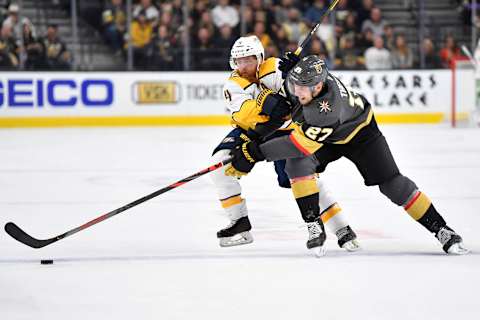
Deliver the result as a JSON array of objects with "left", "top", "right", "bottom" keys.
[{"left": 1, "top": 124, "right": 479, "bottom": 320}]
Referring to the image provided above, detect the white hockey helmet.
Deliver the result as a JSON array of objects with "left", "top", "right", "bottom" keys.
[{"left": 229, "top": 35, "right": 265, "bottom": 70}]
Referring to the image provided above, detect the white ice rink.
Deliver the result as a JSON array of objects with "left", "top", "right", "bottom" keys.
[{"left": 1, "top": 124, "right": 479, "bottom": 320}]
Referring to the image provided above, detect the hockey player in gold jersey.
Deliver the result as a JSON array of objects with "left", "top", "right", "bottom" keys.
[{"left": 210, "top": 36, "right": 359, "bottom": 255}]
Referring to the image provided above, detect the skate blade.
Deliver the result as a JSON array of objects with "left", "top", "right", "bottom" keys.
[
  {"left": 447, "top": 242, "right": 470, "bottom": 255},
  {"left": 309, "top": 245, "right": 326, "bottom": 258},
  {"left": 342, "top": 239, "right": 361, "bottom": 252},
  {"left": 219, "top": 231, "right": 253, "bottom": 247}
]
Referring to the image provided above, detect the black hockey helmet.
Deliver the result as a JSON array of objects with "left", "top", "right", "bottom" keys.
[{"left": 286, "top": 55, "right": 328, "bottom": 94}]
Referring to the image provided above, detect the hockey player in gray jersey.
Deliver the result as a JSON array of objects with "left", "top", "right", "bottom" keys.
[{"left": 225, "top": 55, "right": 469, "bottom": 255}]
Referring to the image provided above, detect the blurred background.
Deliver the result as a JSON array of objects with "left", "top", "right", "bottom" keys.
[
  {"left": 0, "top": 0, "right": 478, "bottom": 71},
  {"left": 1, "top": 0, "right": 479, "bottom": 128}
]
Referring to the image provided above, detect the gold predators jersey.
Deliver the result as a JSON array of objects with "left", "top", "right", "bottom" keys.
[{"left": 222, "top": 57, "right": 291, "bottom": 131}]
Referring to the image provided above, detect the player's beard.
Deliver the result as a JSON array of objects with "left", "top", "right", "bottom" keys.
[{"left": 238, "top": 67, "right": 258, "bottom": 83}]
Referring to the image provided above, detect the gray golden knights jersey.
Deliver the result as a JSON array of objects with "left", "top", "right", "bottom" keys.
[{"left": 260, "top": 73, "right": 374, "bottom": 160}]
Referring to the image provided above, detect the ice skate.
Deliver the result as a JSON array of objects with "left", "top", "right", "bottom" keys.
[
  {"left": 217, "top": 216, "right": 253, "bottom": 247},
  {"left": 336, "top": 225, "right": 361, "bottom": 252},
  {"left": 436, "top": 226, "right": 469, "bottom": 255},
  {"left": 306, "top": 218, "right": 327, "bottom": 257}
]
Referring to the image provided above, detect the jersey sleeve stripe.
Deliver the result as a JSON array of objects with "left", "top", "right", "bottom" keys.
[{"left": 289, "top": 134, "right": 312, "bottom": 156}]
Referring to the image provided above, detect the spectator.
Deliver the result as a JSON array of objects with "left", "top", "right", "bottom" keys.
[
  {"left": 130, "top": 11, "right": 153, "bottom": 69},
  {"left": 439, "top": 35, "right": 464, "bottom": 68},
  {"left": 317, "top": 50, "right": 333, "bottom": 70},
  {"left": 22, "top": 22, "right": 44, "bottom": 70},
  {"left": 250, "top": 0, "right": 276, "bottom": 34},
  {"left": 364, "top": 35, "right": 392, "bottom": 70},
  {"left": 170, "top": 25, "right": 188, "bottom": 70},
  {"left": 214, "top": 24, "right": 235, "bottom": 66},
  {"left": 273, "top": 27, "right": 289, "bottom": 53},
  {"left": 335, "top": 0, "right": 352, "bottom": 25},
  {"left": 214, "top": 24, "right": 236, "bottom": 50},
  {"left": 421, "top": 37, "right": 442, "bottom": 69},
  {"left": 211, "top": 0, "right": 239, "bottom": 29},
  {"left": 357, "top": 27, "right": 374, "bottom": 52},
  {"left": 265, "top": 43, "right": 279, "bottom": 59},
  {"left": 42, "top": 24, "right": 71, "bottom": 70},
  {"left": 355, "top": 0, "right": 374, "bottom": 31},
  {"left": 282, "top": 8, "right": 308, "bottom": 43},
  {"left": 102, "top": 0, "right": 126, "bottom": 55},
  {"left": 191, "top": 0, "right": 209, "bottom": 23},
  {"left": 2, "top": 3, "right": 35, "bottom": 45},
  {"left": 341, "top": 11, "right": 359, "bottom": 35},
  {"left": 391, "top": 34, "right": 413, "bottom": 69},
  {"left": 193, "top": 27, "right": 215, "bottom": 70},
  {"left": 335, "top": 33, "right": 364, "bottom": 70},
  {"left": 162, "top": 5, "right": 182, "bottom": 33},
  {"left": 197, "top": 10, "right": 215, "bottom": 39},
  {"left": 315, "top": 16, "right": 335, "bottom": 54},
  {"left": 309, "top": 37, "right": 329, "bottom": 59},
  {"left": 239, "top": 5, "right": 255, "bottom": 34},
  {"left": 169, "top": 0, "right": 183, "bottom": 20},
  {"left": 151, "top": 24, "right": 174, "bottom": 70},
  {"left": 158, "top": 0, "right": 183, "bottom": 37},
  {"left": 133, "top": 0, "right": 159, "bottom": 26},
  {"left": 276, "top": 0, "right": 297, "bottom": 26},
  {"left": 361, "top": 7, "right": 388, "bottom": 37},
  {"left": 0, "top": 24, "right": 18, "bottom": 69},
  {"left": 382, "top": 24, "right": 395, "bottom": 51},
  {"left": 304, "top": 0, "right": 327, "bottom": 27},
  {"left": 159, "top": 10, "right": 175, "bottom": 30},
  {"left": 253, "top": 21, "right": 272, "bottom": 48}
]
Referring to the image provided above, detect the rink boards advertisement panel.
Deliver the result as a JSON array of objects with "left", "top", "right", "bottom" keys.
[{"left": 0, "top": 70, "right": 473, "bottom": 127}]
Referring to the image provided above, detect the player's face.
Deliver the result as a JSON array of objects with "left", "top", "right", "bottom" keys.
[
  {"left": 293, "top": 82, "right": 324, "bottom": 105},
  {"left": 236, "top": 56, "right": 258, "bottom": 78},
  {"left": 294, "top": 85, "right": 313, "bottom": 104}
]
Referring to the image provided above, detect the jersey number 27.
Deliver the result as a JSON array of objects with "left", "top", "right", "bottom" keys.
[{"left": 304, "top": 126, "right": 333, "bottom": 142}]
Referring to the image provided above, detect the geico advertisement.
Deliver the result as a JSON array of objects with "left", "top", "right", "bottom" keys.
[
  {"left": 0, "top": 76, "right": 114, "bottom": 112},
  {"left": 0, "top": 72, "right": 230, "bottom": 116},
  {"left": 0, "top": 70, "right": 472, "bottom": 116}
]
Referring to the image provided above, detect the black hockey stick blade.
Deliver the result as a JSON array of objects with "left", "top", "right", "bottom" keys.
[{"left": 4, "top": 222, "right": 59, "bottom": 249}]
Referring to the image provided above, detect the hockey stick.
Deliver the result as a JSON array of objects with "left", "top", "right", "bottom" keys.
[
  {"left": 4, "top": 158, "right": 232, "bottom": 249},
  {"left": 294, "top": 0, "right": 340, "bottom": 56}
]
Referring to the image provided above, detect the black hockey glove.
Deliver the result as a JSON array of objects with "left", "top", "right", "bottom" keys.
[
  {"left": 225, "top": 141, "right": 266, "bottom": 177},
  {"left": 256, "top": 89, "right": 292, "bottom": 120},
  {"left": 278, "top": 51, "right": 301, "bottom": 79}
]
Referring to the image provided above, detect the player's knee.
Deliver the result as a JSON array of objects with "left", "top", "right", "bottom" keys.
[
  {"left": 210, "top": 150, "right": 240, "bottom": 192},
  {"left": 212, "top": 149, "right": 231, "bottom": 163},
  {"left": 284, "top": 157, "right": 316, "bottom": 179},
  {"left": 379, "top": 174, "right": 417, "bottom": 206},
  {"left": 316, "top": 179, "right": 336, "bottom": 210}
]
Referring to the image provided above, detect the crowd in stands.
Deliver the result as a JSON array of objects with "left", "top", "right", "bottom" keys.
[
  {"left": 0, "top": 2, "right": 72, "bottom": 70},
  {"left": 0, "top": 0, "right": 472, "bottom": 71},
  {"left": 101, "top": 0, "right": 468, "bottom": 71}
]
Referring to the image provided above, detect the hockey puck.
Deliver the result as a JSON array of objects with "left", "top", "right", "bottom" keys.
[{"left": 40, "top": 259, "right": 54, "bottom": 265}]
